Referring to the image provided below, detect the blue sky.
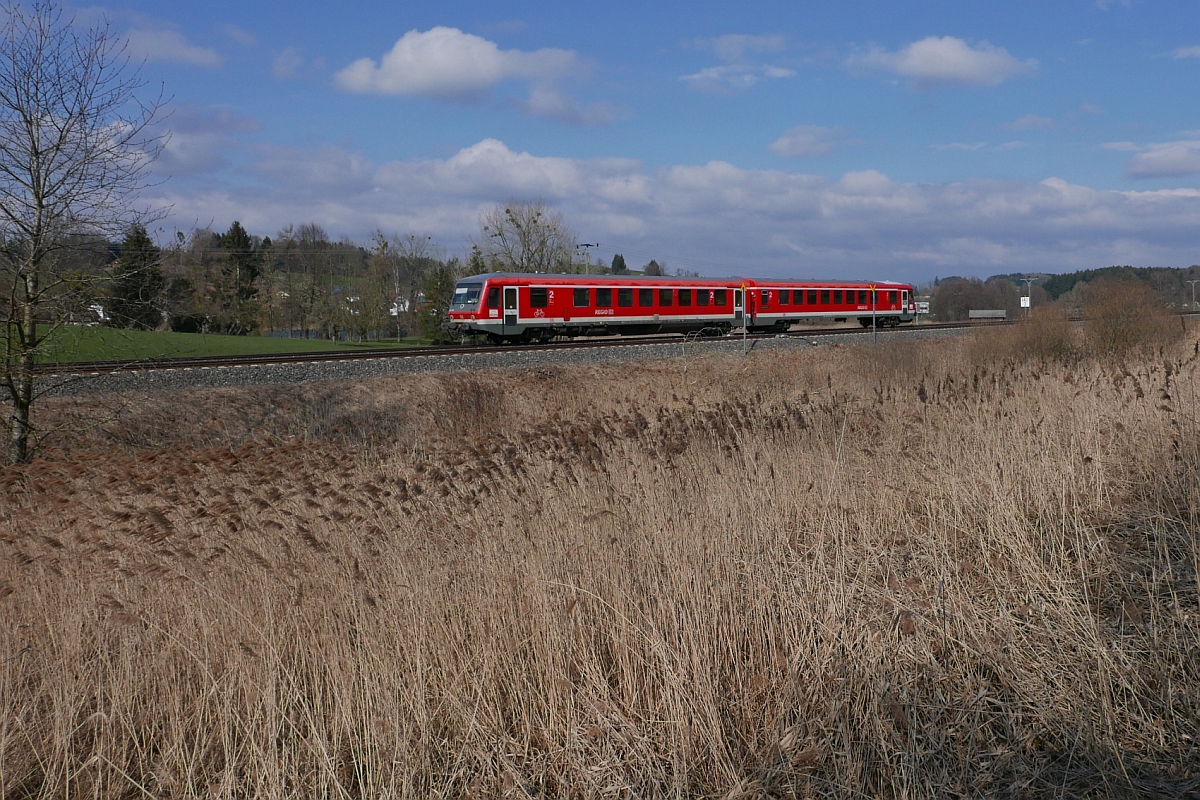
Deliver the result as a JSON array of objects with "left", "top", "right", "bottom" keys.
[{"left": 99, "top": 0, "right": 1200, "bottom": 280}]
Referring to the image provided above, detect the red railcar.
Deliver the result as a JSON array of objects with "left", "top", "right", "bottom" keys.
[{"left": 442, "top": 273, "right": 914, "bottom": 343}]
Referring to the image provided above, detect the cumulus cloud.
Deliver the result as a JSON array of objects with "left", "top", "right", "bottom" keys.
[
  {"left": 769, "top": 125, "right": 855, "bottom": 158},
  {"left": 333, "top": 27, "right": 578, "bottom": 101},
  {"left": 846, "top": 36, "right": 1036, "bottom": 88},
  {"left": 682, "top": 32, "right": 794, "bottom": 92},
  {"left": 1121, "top": 141, "right": 1200, "bottom": 179},
  {"left": 149, "top": 138, "right": 1200, "bottom": 281},
  {"left": 332, "top": 27, "right": 610, "bottom": 124},
  {"left": 1172, "top": 45, "right": 1200, "bottom": 59},
  {"left": 126, "top": 26, "right": 223, "bottom": 68},
  {"left": 1006, "top": 114, "right": 1055, "bottom": 130}
]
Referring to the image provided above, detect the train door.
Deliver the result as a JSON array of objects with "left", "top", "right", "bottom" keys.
[
  {"left": 902, "top": 289, "right": 910, "bottom": 311},
  {"left": 734, "top": 289, "right": 744, "bottom": 327},
  {"left": 503, "top": 286, "right": 518, "bottom": 333}
]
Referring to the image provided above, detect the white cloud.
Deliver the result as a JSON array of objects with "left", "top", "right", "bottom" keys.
[
  {"left": 1172, "top": 45, "right": 1200, "bottom": 59},
  {"left": 1122, "top": 141, "right": 1200, "bottom": 179},
  {"left": 694, "top": 34, "right": 786, "bottom": 62},
  {"left": 272, "top": 47, "right": 304, "bottom": 79},
  {"left": 217, "top": 24, "right": 256, "bottom": 47},
  {"left": 683, "top": 33, "right": 794, "bottom": 93},
  {"left": 513, "top": 88, "right": 622, "bottom": 127},
  {"left": 149, "top": 139, "right": 1200, "bottom": 281},
  {"left": 126, "top": 27, "right": 223, "bottom": 68},
  {"left": 682, "top": 63, "right": 796, "bottom": 92},
  {"left": 846, "top": 36, "right": 1036, "bottom": 88},
  {"left": 153, "top": 104, "right": 261, "bottom": 177},
  {"left": 933, "top": 142, "right": 987, "bottom": 151},
  {"left": 769, "top": 125, "right": 855, "bottom": 158},
  {"left": 1006, "top": 114, "right": 1055, "bottom": 130},
  {"left": 333, "top": 27, "right": 578, "bottom": 101}
]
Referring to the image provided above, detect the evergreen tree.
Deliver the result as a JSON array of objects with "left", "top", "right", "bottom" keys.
[
  {"left": 107, "top": 225, "right": 163, "bottom": 330},
  {"left": 611, "top": 253, "right": 626, "bottom": 273},
  {"left": 217, "top": 220, "right": 261, "bottom": 334},
  {"left": 644, "top": 259, "right": 662, "bottom": 276}
]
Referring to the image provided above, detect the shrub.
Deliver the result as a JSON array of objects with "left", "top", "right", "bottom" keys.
[{"left": 1082, "top": 279, "right": 1183, "bottom": 357}]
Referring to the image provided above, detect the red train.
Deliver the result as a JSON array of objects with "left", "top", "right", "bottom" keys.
[{"left": 442, "top": 273, "right": 916, "bottom": 343}]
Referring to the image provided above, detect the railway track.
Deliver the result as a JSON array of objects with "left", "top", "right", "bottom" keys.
[{"left": 34, "top": 319, "right": 1008, "bottom": 377}]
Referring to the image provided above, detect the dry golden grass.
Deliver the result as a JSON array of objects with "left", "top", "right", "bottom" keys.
[{"left": 2, "top": 326, "right": 1200, "bottom": 798}]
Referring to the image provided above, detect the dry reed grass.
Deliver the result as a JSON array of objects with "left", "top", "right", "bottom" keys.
[{"left": 2, "top": 327, "right": 1200, "bottom": 798}]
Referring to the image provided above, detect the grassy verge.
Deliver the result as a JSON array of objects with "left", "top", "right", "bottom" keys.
[
  {"left": 36, "top": 325, "right": 430, "bottom": 363},
  {"left": 2, "top": 320, "right": 1199, "bottom": 797}
]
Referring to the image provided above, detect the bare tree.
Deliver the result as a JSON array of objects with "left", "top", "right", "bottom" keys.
[
  {"left": 0, "top": 1, "right": 163, "bottom": 463},
  {"left": 474, "top": 200, "right": 575, "bottom": 273}
]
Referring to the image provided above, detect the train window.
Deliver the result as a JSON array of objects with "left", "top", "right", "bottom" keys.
[
  {"left": 678, "top": 289, "right": 692, "bottom": 306},
  {"left": 618, "top": 288, "right": 634, "bottom": 307},
  {"left": 659, "top": 288, "right": 673, "bottom": 306},
  {"left": 889, "top": 290, "right": 898, "bottom": 305},
  {"left": 778, "top": 289, "right": 790, "bottom": 305},
  {"left": 807, "top": 290, "right": 817, "bottom": 305},
  {"left": 696, "top": 289, "right": 710, "bottom": 307},
  {"left": 487, "top": 287, "right": 501, "bottom": 308},
  {"left": 820, "top": 290, "right": 830, "bottom": 305},
  {"left": 833, "top": 290, "right": 842, "bottom": 305},
  {"left": 858, "top": 290, "right": 867, "bottom": 305},
  {"left": 638, "top": 288, "right": 654, "bottom": 306},
  {"left": 714, "top": 289, "right": 727, "bottom": 306},
  {"left": 596, "top": 288, "right": 613, "bottom": 307},
  {"left": 761, "top": 290, "right": 769, "bottom": 306},
  {"left": 530, "top": 287, "right": 548, "bottom": 308},
  {"left": 573, "top": 288, "right": 590, "bottom": 307}
]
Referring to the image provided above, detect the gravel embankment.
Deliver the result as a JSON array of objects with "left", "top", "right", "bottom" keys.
[{"left": 38, "top": 326, "right": 964, "bottom": 397}]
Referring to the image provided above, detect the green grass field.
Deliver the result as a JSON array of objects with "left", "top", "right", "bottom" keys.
[{"left": 37, "top": 325, "right": 428, "bottom": 363}]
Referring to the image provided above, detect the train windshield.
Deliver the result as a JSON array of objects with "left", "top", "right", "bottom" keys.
[{"left": 450, "top": 283, "right": 483, "bottom": 311}]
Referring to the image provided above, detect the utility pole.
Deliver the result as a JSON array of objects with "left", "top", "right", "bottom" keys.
[
  {"left": 577, "top": 242, "right": 599, "bottom": 275},
  {"left": 870, "top": 284, "right": 877, "bottom": 344},
  {"left": 1187, "top": 279, "right": 1199, "bottom": 311},
  {"left": 1021, "top": 277, "right": 1035, "bottom": 318}
]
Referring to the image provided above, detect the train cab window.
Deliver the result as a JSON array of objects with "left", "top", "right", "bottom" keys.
[
  {"left": 833, "top": 290, "right": 843, "bottom": 305},
  {"left": 487, "top": 287, "right": 501, "bottom": 309},
  {"left": 573, "top": 288, "right": 590, "bottom": 307},
  {"left": 530, "top": 287, "right": 548, "bottom": 308},
  {"left": 451, "top": 283, "right": 483, "bottom": 311},
  {"left": 659, "top": 288, "right": 673, "bottom": 306},
  {"left": 714, "top": 289, "right": 727, "bottom": 306},
  {"left": 596, "top": 288, "right": 613, "bottom": 307},
  {"left": 807, "top": 290, "right": 817, "bottom": 305},
  {"left": 618, "top": 288, "right": 634, "bottom": 307},
  {"left": 638, "top": 288, "right": 654, "bottom": 307},
  {"left": 678, "top": 289, "right": 692, "bottom": 306},
  {"left": 696, "top": 289, "right": 710, "bottom": 307},
  {"left": 889, "top": 290, "right": 898, "bottom": 305},
  {"left": 761, "top": 290, "right": 770, "bottom": 306},
  {"left": 820, "top": 290, "right": 830, "bottom": 305}
]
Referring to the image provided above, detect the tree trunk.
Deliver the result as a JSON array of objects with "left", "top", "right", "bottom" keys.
[{"left": 9, "top": 269, "right": 37, "bottom": 463}]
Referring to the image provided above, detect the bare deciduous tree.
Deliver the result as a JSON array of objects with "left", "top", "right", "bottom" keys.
[
  {"left": 0, "top": 1, "right": 163, "bottom": 463},
  {"left": 474, "top": 200, "right": 575, "bottom": 273}
]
